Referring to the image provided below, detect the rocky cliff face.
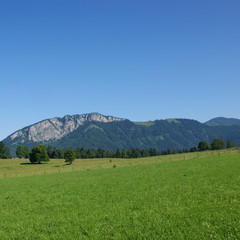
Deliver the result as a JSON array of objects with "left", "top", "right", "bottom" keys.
[{"left": 7, "top": 113, "right": 126, "bottom": 144}]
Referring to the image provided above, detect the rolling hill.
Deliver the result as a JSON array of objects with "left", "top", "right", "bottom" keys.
[{"left": 205, "top": 117, "right": 240, "bottom": 126}]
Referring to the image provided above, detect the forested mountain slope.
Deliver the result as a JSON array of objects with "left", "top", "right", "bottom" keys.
[{"left": 3, "top": 113, "right": 240, "bottom": 155}]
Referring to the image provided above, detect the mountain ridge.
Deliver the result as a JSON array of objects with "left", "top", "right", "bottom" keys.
[
  {"left": 205, "top": 117, "right": 240, "bottom": 126},
  {"left": 6, "top": 113, "right": 126, "bottom": 143},
  {"left": 3, "top": 113, "right": 240, "bottom": 155}
]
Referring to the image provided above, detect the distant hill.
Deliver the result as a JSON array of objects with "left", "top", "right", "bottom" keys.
[
  {"left": 205, "top": 117, "right": 240, "bottom": 126},
  {"left": 3, "top": 113, "right": 240, "bottom": 156}
]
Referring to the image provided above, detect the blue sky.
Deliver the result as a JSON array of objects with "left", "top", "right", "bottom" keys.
[{"left": 0, "top": 0, "right": 240, "bottom": 140}]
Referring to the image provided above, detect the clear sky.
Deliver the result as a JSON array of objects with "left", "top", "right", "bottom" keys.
[{"left": 0, "top": 0, "right": 240, "bottom": 140}]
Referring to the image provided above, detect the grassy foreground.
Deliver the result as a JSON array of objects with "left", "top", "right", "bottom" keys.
[{"left": 0, "top": 153, "right": 239, "bottom": 239}]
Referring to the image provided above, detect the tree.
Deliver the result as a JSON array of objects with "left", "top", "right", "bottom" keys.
[
  {"left": 0, "top": 141, "right": 10, "bottom": 159},
  {"left": 47, "top": 146, "right": 65, "bottom": 159},
  {"left": 226, "top": 139, "right": 235, "bottom": 148},
  {"left": 210, "top": 138, "right": 225, "bottom": 150},
  {"left": 198, "top": 141, "right": 211, "bottom": 151},
  {"left": 148, "top": 148, "right": 158, "bottom": 156},
  {"left": 115, "top": 149, "right": 121, "bottom": 158},
  {"left": 106, "top": 150, "right": 114, "bottom": 158},
  {"left": 29, "top": 145, "right": 49, "bottom": 164},
  {"left": 16, "top": 145, "right": 29, "bottom": 158},
  {"left": 131, "top": 148, "right": 142, "bottom": 158},
  {"left": 189, "top": 147, "right": 198, "bottom": 152},
  {"left": 64, "top": 149, "right": 76, "bottom": 165},
  {"left": 121, "top": 149, "right": 129, "bottom": 158}
]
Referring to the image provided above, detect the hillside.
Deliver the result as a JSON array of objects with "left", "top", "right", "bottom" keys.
[
  {"left": 3, "top": 113, "right": 240, "bottom": 155},
  {"left": 205, "top": 117, "right": 240, "bottom": 126}
]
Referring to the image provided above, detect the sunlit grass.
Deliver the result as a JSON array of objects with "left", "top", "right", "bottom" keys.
[
  {"left": 0, "top": 149, "right": 237, "bottom": 178},
  {"left": 0, "top": 153, "right": 239, "bottom": 239}
]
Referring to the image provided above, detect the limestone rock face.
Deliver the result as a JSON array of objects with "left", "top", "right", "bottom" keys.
[{"left": 8, "top": 113, "right": 126, "bottom": 143}]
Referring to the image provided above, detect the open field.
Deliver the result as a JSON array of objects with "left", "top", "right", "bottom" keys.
[
  {"left": 0, "top": 149, "right": 238, "bottom": 178},
  {"left": 0, "top": 151, "right": 239, "bottom": 239}
]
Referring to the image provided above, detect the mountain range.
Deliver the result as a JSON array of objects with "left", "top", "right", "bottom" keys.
[{"left": 3, "top": 113, "right": 240, "bottom": 155}]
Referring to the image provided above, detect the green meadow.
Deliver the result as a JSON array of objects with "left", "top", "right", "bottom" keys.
[
  {"left": 0, "top": 151, "right": 239, "bottom": 239},
  {"left": 0, "top": 150, "right": 236, "bottom": 178}
]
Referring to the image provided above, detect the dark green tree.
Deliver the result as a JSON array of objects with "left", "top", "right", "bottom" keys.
[
  {"left": 106, "top": 150, "right": 114, "bottom": 158},
  {"left": 56, "top": 149, "right": 64, "bottom": 159},
  {"left": 210, "top": 138, "right": 225, "bottom": 150},
  {"left": 115, "top": 149, "right": 121, "bottom": 158},
  {"left": 189, "top": 147, "right": 198, "bottom": 152},
  {"left": 226, "top": 139, "right": 235, "bottom": 148},
  {"left": 77, "top": 148, "right": 88, "bottom": 159},
  {"left": 0, "top": 141, "right": 10, "bottom": 159},
  {"left": 86, "top": 149, "right": 97, "bottom": 158},
  {"left": 131, "top": 148, "right": 142, "bottom": 158},
  {"left": 161, "top": 149, "right": 167, "bottom": 155},
  {"left": 96, "top": 148, "right": 106, "bottom": 158},
  {"left": 172, "top": 149, "right": 177, "bottom": 154},
  {"left": 198, "top": 141, "right": 211, "bottom": 151},
  {"left": 64, "top": 149, "right": 76, "bottom": 165},
  {"left": 29, "top": 145, "right": 49, "bottom": 164},
  {"left": 121, "top": 149, "right": 129, "bottom": 158},
  {"left": 16, "top": 145, "right": 29, "bottom": 158},
  {"left": 141, "top": 149, "right": 149, "bottom": 157},
  {"left": 47, "top": 146, "right": 54, "bottom": 158},
  {"left": 147, "top": 148, "right": 158, "bottom": 156}
]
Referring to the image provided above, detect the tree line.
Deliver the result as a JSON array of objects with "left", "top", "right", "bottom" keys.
[
  {"left": 0, "top": 138, "right": 237, "bottom": 164},
  {"left": 0, "top": 141, "right": 10, "bottom": 159}
]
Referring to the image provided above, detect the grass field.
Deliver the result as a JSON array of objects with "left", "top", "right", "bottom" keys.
[
  {"left": 0, "top": 149, "right": 237, "bottom": 178},
  {"left": 0, "top": 151, "right": 239, "bottom": 239}
]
